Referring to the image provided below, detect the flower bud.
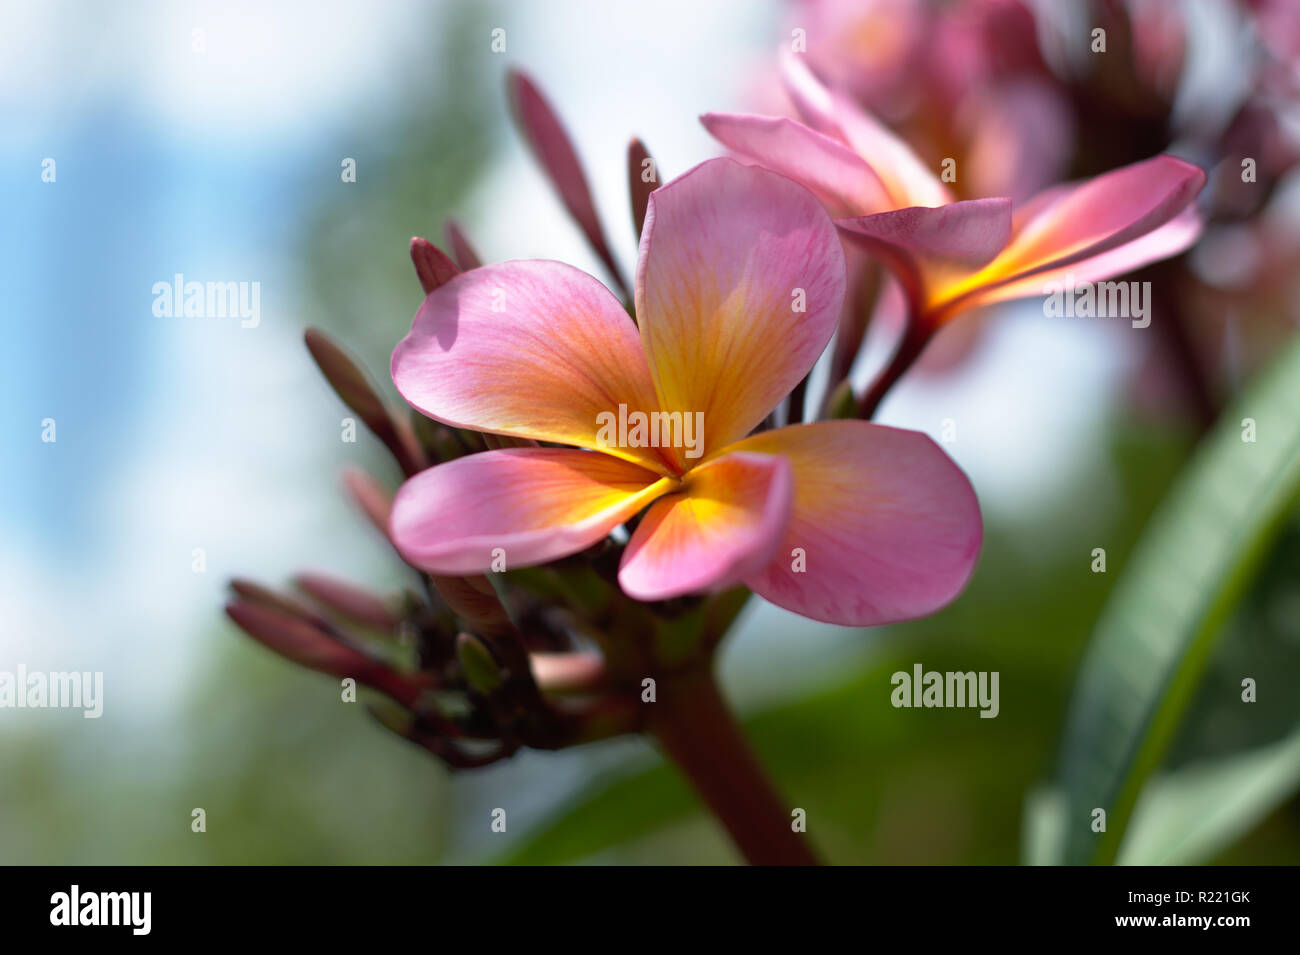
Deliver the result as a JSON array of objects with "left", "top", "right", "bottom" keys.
[
  {"left": 409, "top": 236, "right": 460, "bottom": 294},
  {"left": 506, "top": 68, "right": 627, "bottom": 297},
  {"left": 304, "top": 328, "right": 426, "bottom": 475},
  {"left": 627, "top": 138, "right": 657, "bottom": 238},
  {"left": 341, "top": 466, "right": 393, "bottom": 536},
  {"left": 293, "top": 572, "right": 400, "bottom": 631}
]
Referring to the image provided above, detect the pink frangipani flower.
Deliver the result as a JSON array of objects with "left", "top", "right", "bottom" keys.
[
  {"left": 388, "top": 158, "right": 982, "bottom": 626},
  {"left": 703, "top": 55, "right": 1207, "bottom": 328}
]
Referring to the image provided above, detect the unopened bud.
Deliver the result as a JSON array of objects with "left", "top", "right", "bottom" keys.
[
  {"left": 341, "top": 466, "right": 393, "bottom": 537},
  {"left": 410, "top": 236, "right": 460, "bottom": 294},
  {"left": 226, "top": 599, "right": 367, "bottom": 678},
  {"left": 294, "top": 572, "right": 399, "bottom": 631},
  {"left": 505, "top": 69, "right": 627, "bottom": 298},
  {"left": 229, "top": 578, "right": 327, "bottom": 629},
  {"left": 627, "top": 138, "right": 657, "bottom": 238},
  {"left": 304, "top": 328, "right": 426, "bottom": 475}
]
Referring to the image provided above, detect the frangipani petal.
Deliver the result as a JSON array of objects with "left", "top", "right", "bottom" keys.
[
  {"left": 961, "top": 206, "right": 1205, "bottom": 312},
  {"left": 389, "top": 448, "right": 671, "bottom": 575},
  {"left": 392, "top": 260, "right": 669, "bottom": 472},
  {"left": 635, "top": 157, "right": 846, "bottom": 458},
  {"left": 619, "top": 451, "right": 792, "bottom": 601},
  {"left": 701, "top": 112, "right": 892, "bottom": 217},
  {"left": 937, "top": 155, "right": 1206, "bottom": 308},
  {"left": 777, "top": 46, "right": 841, "bottom": 136},
  {"left": 780, "top": 52, "right": 951, "bottom": 210},
  {"left": 837, "top": 199, "right": 1012, "bottom": 313},
  {"left": 829, "top": 96, "right": 953, "bottom": 209},
  {"left": 726, "top": 421, "right": 982, "bottom": 626}
]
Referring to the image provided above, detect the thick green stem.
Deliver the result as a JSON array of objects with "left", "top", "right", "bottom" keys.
[{"left": 648, "top": 666, "right": 819, "bottom": 866}]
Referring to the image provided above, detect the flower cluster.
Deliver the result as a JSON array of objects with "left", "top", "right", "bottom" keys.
[
  {"left": 223, "top": 5, "right": 1282, "bottom": 863},
  {"left": 771, "top": 0, "right": 1298, "bottom": 416}
]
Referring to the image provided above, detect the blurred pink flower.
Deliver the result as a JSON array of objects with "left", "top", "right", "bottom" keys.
[
  {"left": 785, "top": 0, "right": 929, "bottom": 120},
  {"left": 787, "top": 0, "right": 1073, "bottom": 202},
  {"left": 387, "top": 158, "right": 982, "bottom": 626}
]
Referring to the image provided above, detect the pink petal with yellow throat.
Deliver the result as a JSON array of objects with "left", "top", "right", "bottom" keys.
[
  {"left": 960, "top": 206, "right": 1205, "bottom": 312},
  {"left": 389, "top": 448, "right": 671, "bottom": 575},
  {"left": 728, "top": 421, "right": 982, "bottom": 626},
  {"left": 836, "top": 198, "right": 1012, "bottom": 314},
  {"left": 635, "top": 158, "right": 846, "bottom": 458},
  {"left": 940, "top": 154, "right": 1205, "bottom": 309},
  {"left": 619, "top": 451, "right": 792, "bottom": 601},
  {"left": 392, "top": 260, "right": 668, "bottom": 472}
]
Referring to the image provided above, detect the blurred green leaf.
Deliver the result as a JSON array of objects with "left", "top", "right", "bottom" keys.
[
  {"left": 1118, "top": 719, "right": 1300, "bottom": 865},
  {"left": 1022, "top": 786, "right": 1065, "bottom": 866},
  {"left": 1044, "top": 332, "right": 1300, "bottom": 865}
]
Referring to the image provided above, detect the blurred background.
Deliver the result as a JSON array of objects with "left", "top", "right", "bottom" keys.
[{"left": 2, "top": 0, "right": 1299, "bottom": 864}]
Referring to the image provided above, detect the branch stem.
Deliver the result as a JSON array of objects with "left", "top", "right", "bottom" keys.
[
  {"left": 648, "top": 666, "right": 818, "bottom": 866},
  {"left": 857, "top": 318, "right": 933, "bottom": 420}
]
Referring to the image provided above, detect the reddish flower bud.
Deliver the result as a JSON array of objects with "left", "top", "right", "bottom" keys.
[
  {"left": 304, "top": 328, "right": 426, "bottom": 476},
  {"left": 409, "top": 236, "right": 460, "bottom": 295},
  {"left": 227, "top": 599, "right": 426, "bottom": 708},
  {"left": 340, "top": 466, "right": 393, "bottom": 538},
  {"left": 294, "top": 572, "right": 400, "bottom": 632},
  {"left": 627, "top": 138, "right": 657, "bottom": 239},
  {"left": 506, "top": 69, "right": 629, "bottom": 298}
]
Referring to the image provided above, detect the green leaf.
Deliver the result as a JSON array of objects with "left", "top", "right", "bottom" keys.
[
  {"left": 1022, "top": 786, "right": 1066, "bottom": 866},
  {"left": 1046, "top": 333, "right": 1300, "bottom": 865},
  {"left": 1117, "top": 719, "right": 1300, "bottom": 865}
]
